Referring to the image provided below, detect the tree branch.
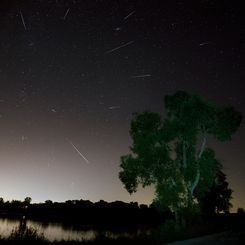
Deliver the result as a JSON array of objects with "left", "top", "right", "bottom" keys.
[
  {"left": 170, "top": 177, "right": 176, "bottom": 187},
  {"left": 189, "top": 131, "right": 207, "bottom": 197},
  {"left": 198, "top": 131, "right": 207, "bottom": 159},
  {"left": 189, "top": 168, "right": 200, "bottom": 196},
  {"left": 183, "top": 141, "right": 187, "bottom": 168}
]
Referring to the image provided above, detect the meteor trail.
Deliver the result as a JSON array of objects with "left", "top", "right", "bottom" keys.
[
  {"left": 131, "top": 74, "right": 151, "bottom": 78},
  {"left": 124, "top": 11, "right": 135, "bottom": 20},
  {"left": 105, "top": 41, "right": 134, "bottom": 54},
  {"left": 67, "top": 139, "right": 89, "bottom": 163},
  {"left": 63, "top": 8, "right": 70, "bottom": 20},
  {"left": 108, "top": 106, "right": 120, "bottom": 110},
  {"left": 20, "top": 11, "right": 27, "bottom": 30},
  {"left": 199, "top": 42, "right": 210, "bottom": 46}
]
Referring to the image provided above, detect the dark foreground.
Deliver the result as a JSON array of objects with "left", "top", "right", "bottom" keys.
[
  {"left": 165, "top": 230, "right": 245, "bottom": 245},
  {"left": 1, "top": 229, "right": 245, "bottom": 245},
  {"left": 0, "top": 213, "right": 244, "bottom": 245}
]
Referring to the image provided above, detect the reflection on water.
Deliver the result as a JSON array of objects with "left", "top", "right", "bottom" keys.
[
  {"left": 27, "top": 220, "right": 97, "bottom": 241},
  {"left": 0, "top": 217, "right": 96, "bottom": 241},
  {"left": 0, "top": 217, "right": 148, "bottom": 241},
  {"left": 0, "top": 218, "right": 19, "bottom": 238}
]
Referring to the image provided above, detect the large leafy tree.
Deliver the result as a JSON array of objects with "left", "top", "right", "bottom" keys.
[{"left": 119, "top": 91, "right": 242, "bottom": 223}]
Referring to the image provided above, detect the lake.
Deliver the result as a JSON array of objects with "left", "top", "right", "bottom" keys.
[{"left": 0, "top": 217, "right": 150, "bottom": 241}]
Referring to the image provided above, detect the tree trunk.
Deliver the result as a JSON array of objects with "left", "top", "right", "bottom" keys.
[
  {"left": 188, "top": 132, "right": 207, "bottom": 205},
  {"left": 190, "top": 132, "right": 207, "bottom": 197},
  {"left": 174, "top": 209, "right": 180, "bottom": 225},
  {"left": 189, "top": 168, "right": 200, "bottom": 198},
  {"left": 198, "top": 132, "right": 207, "bottom": 159},
  {"left": 174, "top": 207, "right": 186, "bottom": 227},
  {"left": 183, "top": 141, "right": 187, "bottom": 169}
]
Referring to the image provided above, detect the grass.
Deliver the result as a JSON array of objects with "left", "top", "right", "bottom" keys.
[{"left": 3, "top": 222, "right": 47, "bottom": 244}]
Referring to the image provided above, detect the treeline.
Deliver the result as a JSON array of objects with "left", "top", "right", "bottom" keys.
[{"left": 0, "top": 198, "right": 172, "bottom": 226}]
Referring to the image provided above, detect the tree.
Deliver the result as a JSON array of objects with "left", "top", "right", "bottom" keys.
[
  {"left": 196, "top": 170, "right": 233, "bottom": 216},
  {"left": 24, "top": 197, "right": 32, "bottom": 206},
  {"left": 237, "top": 208, "right": 245, "bottom": 214},
  {"left": 45, "top": 200, "right": 53, "bottom": 205},
  {"left": 119, "top": 91, "right": 242, "bottom": 224},
  {"left": 0, "top": 197, "right": 4, "bottom": 204}
]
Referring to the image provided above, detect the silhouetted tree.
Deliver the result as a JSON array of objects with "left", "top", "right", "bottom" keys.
[
  {"left": 119, "top": 91, "right": 242, "bottom": 225},
  {"left": 196, "top": 170, "right": 233, "bottom": 216},
  {"left": 11, "top": 200, "right": 22, "bottom": 206},
  {"left": 24, "top": 197, "right": 32, "bottom": 207},
  {"left": 1, "top": 197, "right": 163, "bottom": 225},
  {"left": 0, "top": 197, "right": 4, "bottom": 211},
  {"left": 45, "top": 200, "right": 53, "bottom": 205},
  {"left": 237, "top": 208, "right": 245, "bottom": 214}
]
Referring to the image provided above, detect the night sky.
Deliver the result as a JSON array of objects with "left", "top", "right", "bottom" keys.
[{"left": 0, "top": 0, "right": 244, "bottom": 211}]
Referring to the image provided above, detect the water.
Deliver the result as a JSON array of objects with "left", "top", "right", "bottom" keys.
[{"left": 0, "top": 217, "right": 149, "bottom": 241}]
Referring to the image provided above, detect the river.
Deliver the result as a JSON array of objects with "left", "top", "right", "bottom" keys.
[{"left": 0, "top": 217, "right": 150, "bottom": 241}]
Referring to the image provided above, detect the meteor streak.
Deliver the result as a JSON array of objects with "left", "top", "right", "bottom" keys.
[
  {"left": 20, "top": 11, "right": 27, "bottom": 30},
  {"left": 199, "top": 42, "right": 210, "bottom": 46},
  {"left": 108, "top": 106, "right": 120, "bottom": 110},
  {"left": 105, "top": 41, "right": 134, "bottom": 54},
  {"left": 63, "top": 8, "right": 70, "bottom": 20},
  {"left": 124, "top": 11, "right": 135, "bottom": 20},
  {"left": 131, "top": 74, "right": 151, "bottom": 78},
  {"left": 67, "top": 139, "right": 89, "bottom": 163}
]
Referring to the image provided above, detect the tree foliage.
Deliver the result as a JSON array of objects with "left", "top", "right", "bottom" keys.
[
  {"left": 196, "top": 170, "right": 233, "bottom": 216},
  {"left": 24, "top": 197, "right": 32, "bottom": 205},
  {"left": 119, "top": 91, "right": 242, "bottom": 222}
]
